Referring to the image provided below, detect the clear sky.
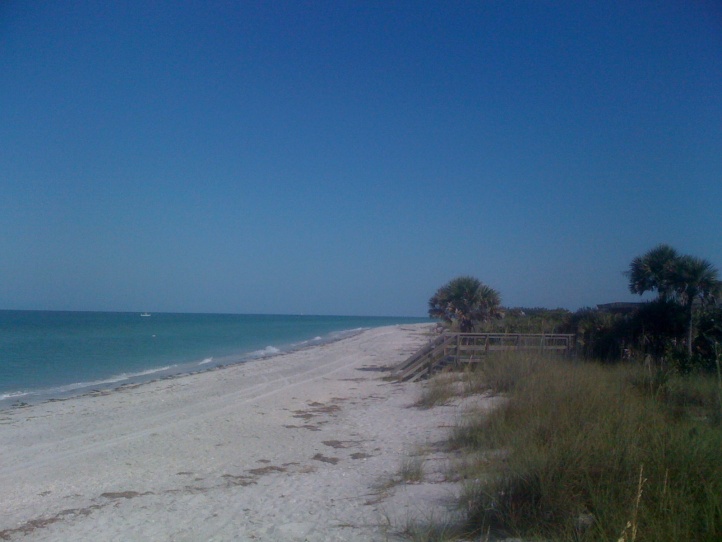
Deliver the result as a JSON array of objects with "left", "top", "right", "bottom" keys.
[{"left": 1, "top": 1, "right": 721, "bottom": 317}]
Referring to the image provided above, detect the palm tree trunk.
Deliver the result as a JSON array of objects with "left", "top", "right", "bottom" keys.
[{"left": 687, "top": 301, "right": 694, "bottom": 356}]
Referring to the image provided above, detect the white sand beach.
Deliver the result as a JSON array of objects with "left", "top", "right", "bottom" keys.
[{"left": 0, "top": 324, "right": 481, "bottom": 541}]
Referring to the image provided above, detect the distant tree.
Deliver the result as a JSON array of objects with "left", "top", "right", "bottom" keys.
[
  {"left": 483, "top": 307, "right": 571, "bottom": 334},
  {"left": 564, "top": 307, "right": 629, "bottom": 360},
  {"left": 627, "top": 245, "right": 721, "bottom": 355},
  {"left": 674, "top": 255, "right": 721, "bottom": 355},
  {"left": 694, "top": 305, "right": 722, "bottom": 368},
  {"left": 630, "top": 299, "right": 687, "bottom": 361},
  {"left": 428, "top": 276, "right": 501, "bottom": 332},
  {"left": 628, "top": 244, "right": 679, "bottom": 300}
]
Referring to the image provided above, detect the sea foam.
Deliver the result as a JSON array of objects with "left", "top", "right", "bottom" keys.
[
  {"left": 0, "top": 311, "right": 430, "bottom": 409},
  {"left": 247, "top": 346, "right": 281, "bottom": 359}
]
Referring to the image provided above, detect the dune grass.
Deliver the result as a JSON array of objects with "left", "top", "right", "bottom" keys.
[
  {"left": 399, "top": 455, "right": 425, "bottom": 484},
  {"left": 432, "top": 352, "right": 722, "bottom": 541},
  {"left": 415, "top": 373, "right": 458, "bottom": 409}
]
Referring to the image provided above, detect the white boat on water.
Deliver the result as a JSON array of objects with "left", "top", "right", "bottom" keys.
[{"left": 140, "top": 313, "right": 151, "bottom": 317}]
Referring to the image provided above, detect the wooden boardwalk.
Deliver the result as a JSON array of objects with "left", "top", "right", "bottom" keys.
[{"left": 393, "top": 332, "right": 575, "bottom": 382}]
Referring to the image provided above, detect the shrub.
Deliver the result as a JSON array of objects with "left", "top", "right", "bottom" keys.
[{"left": 451, "top": 354, "right": 722, "bottom": 541}]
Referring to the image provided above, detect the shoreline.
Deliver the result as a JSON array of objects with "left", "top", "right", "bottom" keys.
[
  {"left": 0, "top": 322, "right": 481, "bottom": 541},
  {"left": 0, "top": 326, "right": 377, "bottom": 412}
]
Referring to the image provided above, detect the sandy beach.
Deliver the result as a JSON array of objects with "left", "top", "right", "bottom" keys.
[{"left": 0, "top": 323, "right": 478, "bottom": 541}]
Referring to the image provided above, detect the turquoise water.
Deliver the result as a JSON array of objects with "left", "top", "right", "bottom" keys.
[{"left": 0, "top": 311, "right": 429, "bottom": 408}]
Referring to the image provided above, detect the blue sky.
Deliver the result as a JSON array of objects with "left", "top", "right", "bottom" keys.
[{"left": 1, "top": 1, "right": 721, "bottom": 317}]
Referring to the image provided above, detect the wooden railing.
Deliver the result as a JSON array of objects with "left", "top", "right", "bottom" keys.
[
  {"left": 392, "top": 333, "right": 458, "bottom": 382},
  {"left": 393, "top": 332, "right": 575, "bottom": 382},
  {"left": 452, "top": 333, "right": 574, "bottom": 358}
]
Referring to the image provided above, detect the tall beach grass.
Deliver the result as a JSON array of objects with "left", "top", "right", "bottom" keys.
[{"left": 435, "top": 352, "right": 722, "bottom": 541}]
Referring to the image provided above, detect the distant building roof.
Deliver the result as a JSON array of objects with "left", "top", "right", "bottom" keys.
[{"left": 596, "top": 302, "right": 646, "bottom": 314}]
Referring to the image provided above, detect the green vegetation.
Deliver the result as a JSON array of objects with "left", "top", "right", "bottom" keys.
[
  {"left": 428, "top": 276, "right": 501, "bottom": 332},
  {"left": 429, "top": 246, "right": 721, "bottom": 369},
  {"left": 481, "top": 306, "right": 572, "bottom": 334},
  {"left": 417, "top": 247, "right": 722, "bottom": 541},
  {"left": 399, "top": 455, "right": 425, "bottom": 484},
  {"left": 413, "top": 353, "right": 722, "bottom": 541},
  {"left": 415, "top": 373, "right": 457, "bottom": 409},
  {"left": 375, "top": 450, "right": 427, "bottom": 495},
  {"left": 628, "top": 244, "right": 721, "bottom": 356}
]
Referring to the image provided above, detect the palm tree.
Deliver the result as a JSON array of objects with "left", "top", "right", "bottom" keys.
[
  {"left": 672, "top": 255, "right": 721, "bottom": 355},
  {"left": 428, "top": 276, "right": 501, "bottom": 332},
  {"left": 628, "top": 245, "right": 721, "bottom": 355},
  {"left": 627, "top": 244, "right": 679, "bottom": 300}
]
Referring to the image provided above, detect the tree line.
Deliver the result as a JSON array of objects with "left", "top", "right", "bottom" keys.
[{"left": 428, "top": 244, "right": 722, "bottom": 371}]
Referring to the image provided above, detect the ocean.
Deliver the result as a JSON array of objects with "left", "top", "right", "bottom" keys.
[{"left": 0, "top": 311, "right": 430, "bottom": 409}]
